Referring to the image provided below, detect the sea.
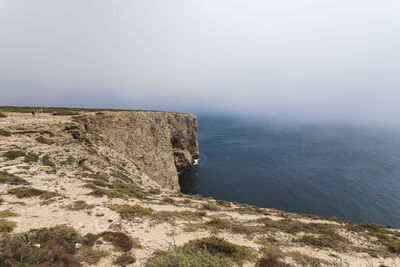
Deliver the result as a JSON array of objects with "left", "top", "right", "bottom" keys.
[{"left": 179, "top": 116, "right": 400, "bottom": 228}]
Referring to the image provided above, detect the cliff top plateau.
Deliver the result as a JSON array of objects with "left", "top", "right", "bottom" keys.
[{"left": 0, "top": 107, "right": 399, "bottom": 267}]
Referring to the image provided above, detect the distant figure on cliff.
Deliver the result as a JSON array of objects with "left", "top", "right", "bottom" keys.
[{"left": 32, "top": 110, "right": 35, "bottom": 116}]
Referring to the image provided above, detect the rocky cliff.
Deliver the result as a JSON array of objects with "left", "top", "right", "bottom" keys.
[{"left": 71, "top": 111, "right": 199, "bottom": 190}]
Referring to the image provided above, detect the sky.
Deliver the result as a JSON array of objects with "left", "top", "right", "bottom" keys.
[{"left": 1, "top": 1, "right": 400, "bottom": 126}]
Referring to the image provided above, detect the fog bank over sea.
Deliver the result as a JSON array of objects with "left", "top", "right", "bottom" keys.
[{"left": 180, "top": 116, "right": 400, "bottom": 228}]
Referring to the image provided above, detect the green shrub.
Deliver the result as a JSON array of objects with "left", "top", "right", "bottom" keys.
[
  {"left": 75, "top": 246, "right": 109, "bottom": 264},
  {"left": 41, "top": 155, "right": 55, "bottom": 167},
  {"left": 8, "top": 187, "right": 59, "bottom": 199},
  {"left": 0, "top": 209, "right": 18, "bottom": 218},
  {"left": 146, "top": 245, "right": 233, "bottom": 267},
  {"left": 202, "top": 203, "right": 220, "bottom": 211},
  {"left": 182, "top": 237, "right": 254, "bottom": 265},
  {"left": 3, "top": 150, "right": 26, "bottom": 160},
  {"left": 184, "top": 194, "right": 204, "bottom": 200},
  {"left": 35, "top": 136, "right": 53, "bottom": 145},
  {"left": 296, "top": 234, "right": 347, "bottom": 250},
  {"left": 148, "top": 188, "right": 161, "bottom": 195},
  {"left": 24, "top": 152, "right": 39, "bottom": 163},
  {"left": 0, "top": 112, "right": 7, "bottom": 118},
  {"left": 256, "top": 255, "right": 291, "bottom": 267},
  {"left": 0, "top": 129, "right": 11, "bottom": 136},
  {"left": 85, "top": 181, "right": 147, "bottom": 199},
  {"left": 0, "top": 226, "right": 82, "bottom": 266},
  {"left": 149, "top": 210, "right": 206, "bottom": 224},
  {"left": 0, "top": 171, "right": 29, "bottom": 185},
  {"left": 216, "top": 199, "right": 231, "bottom": 208},
  {"left": 65, "top": 200, "right": 94, "bottom": 211},
  {"left": 161, "top": 197, "right": 175, "bottom": 204},
  {"left": 111, "top": 204, "right": 153, "bottom": 221}
]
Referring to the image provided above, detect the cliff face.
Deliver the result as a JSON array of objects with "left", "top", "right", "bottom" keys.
[{"left": 80, "top": 111, "right": 199, "bottom": 190}]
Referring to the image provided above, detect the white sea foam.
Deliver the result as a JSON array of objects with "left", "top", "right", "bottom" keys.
[{"left": 194, "top": 158, "right": 200, "bottom": 165}]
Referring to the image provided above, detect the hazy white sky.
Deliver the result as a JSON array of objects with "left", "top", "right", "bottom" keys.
[{"left": 1, "top": 1, "right": 400, "bottom": 125}]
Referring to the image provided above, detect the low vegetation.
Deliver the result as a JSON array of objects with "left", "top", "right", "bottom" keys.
[
  {"left": 3, "top": 150, "right": 26, "bottom": 160},
  {"left": 36, "top": 136, "right": 53, "bottom": 145},
  {"left": 256, "top": 255, "right": 291, "bottom": 267},
  {"left": 24, "top": 152, "right": 39, "bottom": 163},
  {"left": 0, "top": 129, "right": 11, "bottom": 136},
  {"left": 114, "top": 254, "right": 136, "bottom": 266},
  {"left": 41, "top": 154, "right": 55, "bottom": 167},
  {"left": 147, "top": 237, "right": 253, "bottom": 267},
  {"left": 202, "top": 202, "right": 220, "bottom": 211},
  {"left": 8, "top": 187, "right": 59, "bottom": 199},
  {"left": 75, "top": 246, "right": 109, "bottom": 265},
  {"left": 161, "top": 197, "right": 175, "bottom": 204},
  {"left": 0, "top": 171, "right": 29, "bottom": 185},
  {"left": 231, "top": 204, "right": 266, "bottom": 215},
  {"left": 65, "top": 200, "right": 95, "bottom": 211},
  {"left": 0, "top": 209, "right": 18, "bottom": 218},
  {"left": 344, "top": 222, "right": 400, "bottom": 255},
  {"left": 83, "top": 231, "right": 138, "bottom": 252},
  {"left": 146, "top": 246, "right": 233, "bottom": 267},
  {"left": 148, "top": 188, "right": 161, "bottom": 195},
  {"left": 150, "top": 210, "right": 207, "bottom": 224},
  {"left": 110, "top": 203, "right": 207, "bottom": 224},
  {"left": 0, "top": 225, "right": 141, "bottom": 266},
  {"left": 0, "top": 226, "right": 82, "bottom": 266},
  {"left": 85, "top": 180, "right": 147, "bottom": 199},
  {"left": 110, "top": 204, "right": 153, "bottom": 220},
  {"left": 0, "top": 112, "right": 7, "bottom": 118},
  {"left": 0, "top": 219, "right": 16, "bottom": 233}
]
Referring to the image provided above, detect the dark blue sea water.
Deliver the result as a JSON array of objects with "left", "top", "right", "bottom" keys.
[{"left": 179, "top": 116, "right": 400, "bottom": 228}]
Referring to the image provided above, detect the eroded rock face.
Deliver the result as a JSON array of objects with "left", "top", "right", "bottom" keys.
[{"left": 79, "top": 111, "right": 199, "bottom": 190}]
